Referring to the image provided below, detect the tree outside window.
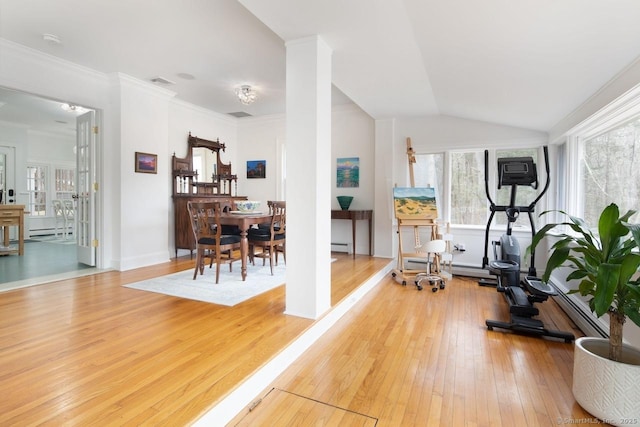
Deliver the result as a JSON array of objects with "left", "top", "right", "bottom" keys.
[
  {"left": 581, "top": 118, "right": 640, "bottom": 226},
  {"left": 450, "top": 151, "right": 485, "bottom": 225}
]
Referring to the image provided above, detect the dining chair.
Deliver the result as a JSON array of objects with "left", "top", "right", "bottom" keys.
[
  {"left": 219, "top": 199, "right": 242, "bottom": 236},
  {"left": 52, "top": 199, "right": 67, "bottom": 238},
  {"left": 248, "top": 201, "right": 286, "bottom": 275},
  {"left": 62, "top": 199, "right": 75, "bottom": 239},
  {"left": 187, "top": 201, "right": 241, "bottom": 284}
]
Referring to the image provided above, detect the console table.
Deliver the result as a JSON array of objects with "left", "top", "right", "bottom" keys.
[
  {"left": 331, "top": 209, "right": 373, "bottom": 258},
  {"left": 0, "top": 204, "right": 25, "bottom": 256}
]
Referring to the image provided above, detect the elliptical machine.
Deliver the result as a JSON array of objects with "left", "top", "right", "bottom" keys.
[{"left": 481, "top": 146, "right": 574, "bottom": 343}]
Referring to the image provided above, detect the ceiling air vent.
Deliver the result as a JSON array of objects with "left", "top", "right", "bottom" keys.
[
  {"left": 228, "top": 112, "right": 252, "bottom": 118},
  {"left": 150, "top": 76, "right": 176, "bottom": 85}
]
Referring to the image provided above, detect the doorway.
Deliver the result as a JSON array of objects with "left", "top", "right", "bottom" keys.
[{"left": 0, "top": 87, "right": 99, "bottom": 288}]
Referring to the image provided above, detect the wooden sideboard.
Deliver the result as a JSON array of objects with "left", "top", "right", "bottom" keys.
[
  {"left": 0, "top": 204, "right": 26, "bottom": 256},
  {"left": 172, "top": 133, "right": 247, "bottom": 257}
]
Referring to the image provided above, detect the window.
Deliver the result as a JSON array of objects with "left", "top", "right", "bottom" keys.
[
  {"left": 414, "top": 152, "right": 444, "bottom": 211},
  {"left": 26, "top": 165, "right": 47, "bottom": 216},
  {"left": 414, "top": 148, "right": 544, "bottom": 228},
  {"left": 450, "top": 151, "right": 485, "bottom": 225},
  {"left": 580, "top": 117, "right": 640, "bottom": 226},
  {"left": 55, "top": 168, "right": 75, "bottom": 200}
]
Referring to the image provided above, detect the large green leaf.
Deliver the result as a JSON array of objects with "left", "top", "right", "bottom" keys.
[
  {"left": 625, "top": 305, "right": 640, "bottom": 329},
  {"left": 598, "top": 204, "right": 620, "bottom": 259},
  {"left": 624, "top": 222, "right": 640, "bottom": 248},
  {"left": 593, "top": 264, "right": 620, "bottom": 317},
  {"left": 542, "top": 247, "right": 569, "bottom": 282},
  {"left": 577, "top": 279, "right": 596, "bottom": 296},
  {"left": 619, "top": 254, "right": 640, "bottom": 286}
]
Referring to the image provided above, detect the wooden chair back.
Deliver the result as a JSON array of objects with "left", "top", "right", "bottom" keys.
[
  {"left": 248, "top": 201, "right": 286, "bottom": 275},
  {"left": 187, "top": 201, "right": 240, "bottom": 283}
]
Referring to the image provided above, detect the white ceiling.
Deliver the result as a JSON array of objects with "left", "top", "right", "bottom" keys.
[{"left": 2, "top": 0, "right": 640, "bottom": 134}]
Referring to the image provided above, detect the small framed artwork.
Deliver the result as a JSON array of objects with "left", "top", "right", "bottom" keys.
[
  {"left": 337, "top": 157, "right": 359, "bottom": 188},
  {"left": 135, "top": 152, "right": 158, "bottom": 174},
  {"left": 247, "top": 160, "right": 266, "bottom": 179}
]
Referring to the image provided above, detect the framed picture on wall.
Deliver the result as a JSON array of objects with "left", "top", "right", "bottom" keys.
[
  {"left": 247, "top": 160, "right": 266, "bottom": 178},
  {"left": 135, "top": 152, "right": 157, "bottom": 174},
  {"left": 337, "top": 157, "right": 359, "bottom": 187}
]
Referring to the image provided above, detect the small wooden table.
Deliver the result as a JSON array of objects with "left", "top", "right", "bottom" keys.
[
  {"left": 0, "top": 205, "right": 26, "bottom": 256},
  {"left": 331, "top": 209, "right": 373, "bottom": 258},
  {"left": 219, "top": 211, "right": 274, "bottom": 281}
]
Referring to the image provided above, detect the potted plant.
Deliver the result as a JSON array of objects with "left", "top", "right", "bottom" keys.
[{"left": 529, "top": 203, "right": 640, "bottom": 426}]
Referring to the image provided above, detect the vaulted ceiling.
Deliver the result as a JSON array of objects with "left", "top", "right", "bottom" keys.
[{"left": 1, "top": 0, "right": 640, "bottom": 133}]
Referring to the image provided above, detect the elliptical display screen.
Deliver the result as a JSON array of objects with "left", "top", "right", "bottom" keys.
[{"left": 497, "top": 156, "right": 537, "bottom": 187}]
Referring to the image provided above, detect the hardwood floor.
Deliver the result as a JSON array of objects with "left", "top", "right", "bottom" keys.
[
  {"left": 0, "top": 253, "right": 599, "bottom": 426},
  {"left": 231, "top": 270, "right": 598, "bottom": 426}
]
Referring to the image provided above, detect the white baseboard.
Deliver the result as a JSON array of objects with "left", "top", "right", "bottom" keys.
[{"left": 330, "top": 242, "right": 352, "bottom": 254}]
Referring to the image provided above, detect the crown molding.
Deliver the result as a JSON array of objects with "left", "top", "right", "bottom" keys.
[{"left": 0, "top": 38, "right": 107, "bottom": 83}]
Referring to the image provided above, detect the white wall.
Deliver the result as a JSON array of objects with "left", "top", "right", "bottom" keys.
[
  {"left": 236, "top": 113, "right": 286, "bottom": 205},
  {"left": 236, "top": 103, "right": 376, "bottom": 256},
  {"left": 330, "top": 105, "right": 375, "bottom": 254},
  {"left": 113, "top": 75, "right": 176, "bottom": 270}
]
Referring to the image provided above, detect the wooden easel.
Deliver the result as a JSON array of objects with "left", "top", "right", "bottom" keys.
[{"left": 391, "top": 138, "right": 441, "bottom": 288}]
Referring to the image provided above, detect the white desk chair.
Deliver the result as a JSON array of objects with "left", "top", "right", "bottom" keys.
[{"left": 415, "top": 239, "right": 448, "bottom": 292}]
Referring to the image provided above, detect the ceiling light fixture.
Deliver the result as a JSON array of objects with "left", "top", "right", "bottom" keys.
[
  {"left": 42, "top": 33, "right": 61, "bottom": 45},
  {"left": 235, "top": 85, "right": 257, "bottom": 105},
  {"left": 61, "top": 103, "right": 88, "bottom": 114}
]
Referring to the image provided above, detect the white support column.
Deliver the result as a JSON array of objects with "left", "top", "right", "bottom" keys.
[{"left": 284, "top": 36, "right": 332, "bottom": 319}]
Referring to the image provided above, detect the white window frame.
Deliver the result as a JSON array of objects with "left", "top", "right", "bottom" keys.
[{"left": 561, "top": 84, "right": 640, "bottom": 223}]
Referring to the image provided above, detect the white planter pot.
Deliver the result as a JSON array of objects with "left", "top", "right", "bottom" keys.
[{"left": 573, "top": 337, "right": 640, "bottom": 426}]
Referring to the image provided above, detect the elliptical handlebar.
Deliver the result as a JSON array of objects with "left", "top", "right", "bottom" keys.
[
  {"left": 529, "top": 145, "right": 550, "bottom": 210},
  {"left": 484, "top": 149, "right": 495, "bottom": 209}
]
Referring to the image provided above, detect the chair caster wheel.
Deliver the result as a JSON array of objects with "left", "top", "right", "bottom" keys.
[
  {"left": 431, "top": 287, "right": 438, "bottom": 292},
  {"left": 402, "top": 280, "right": 407, "bottom": 286},
  {"left": 439, "top": 281, "right": 445, "bottom": 289},
  {"left": 391, "top": 272, "right": 397, "bottom": 278},
  {"left": 416, "top": 283, "right": 423, "bottom": 291}
]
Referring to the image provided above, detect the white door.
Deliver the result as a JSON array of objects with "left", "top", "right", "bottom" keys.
[
  {"left": 0, "top": 146, "right": 16, "bottom": 206},
  {"left": 76, "top": 111, "right": 96, "bottom": 266}
]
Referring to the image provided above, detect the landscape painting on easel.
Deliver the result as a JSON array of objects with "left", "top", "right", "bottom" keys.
[{"left": 393, "top": 187, "right": 438, "bottom": 219}]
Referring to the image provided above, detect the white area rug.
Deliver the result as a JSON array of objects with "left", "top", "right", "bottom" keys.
[{"left": 124, "top": 262, "right": 285, "bottom": 306}]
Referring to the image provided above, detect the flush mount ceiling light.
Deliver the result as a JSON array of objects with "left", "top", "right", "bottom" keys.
[
  {"left": 60, "top": 103, "right": 88, "bottom": 114},
  {"left": 235, "top": 85, "right": 257, "bottom": 105},
  {"left": 42, "top": 33, "right": 61, "bottom": 45}
]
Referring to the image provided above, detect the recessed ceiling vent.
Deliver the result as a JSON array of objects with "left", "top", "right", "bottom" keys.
[
  {"left": 150, "top": 76, "right": 176, "bottom": 85},
  {"left": 228, "top": 112, "right": 252, "bottom": 118}
]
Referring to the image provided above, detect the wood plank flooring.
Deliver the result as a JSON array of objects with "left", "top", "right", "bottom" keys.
[
  {"left": 231, "top": 270, "right": 599, "bottom": 426},
  {"left": 0, "top": 253, "right": 387, "bottom": 426},
  {"left": 0, "top": 253, "right": 600, "bottom": 426}
]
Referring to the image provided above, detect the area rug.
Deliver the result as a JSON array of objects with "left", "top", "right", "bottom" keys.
[{"left": 124, "top": 262, "right": 286, "bottom": 306}]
